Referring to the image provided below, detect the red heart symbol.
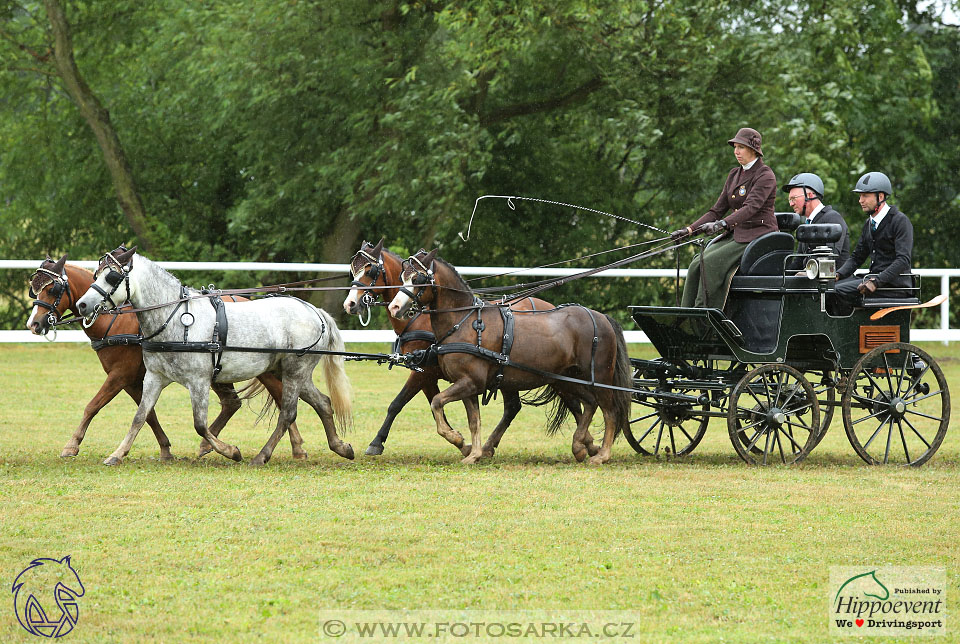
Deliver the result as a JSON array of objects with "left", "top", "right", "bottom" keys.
[{"left": 856, "top": 619, "right": 864, "bottom": 627}]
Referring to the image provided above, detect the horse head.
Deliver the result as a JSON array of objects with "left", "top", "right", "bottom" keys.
[
  {"left": 26, "top": 254, "right": 70, "bottom": 337},
  {"left": 76, "top": 246, "right": 137, "bottom": 325},
  {"left": 12, "top": 555, "right": 85, "bottom": 637},
  {"left": 343, "top": 238, "right": 385, "bottom": 322},
  {"left": 387, "top": 248, "right": 438, "bottom": 319}
]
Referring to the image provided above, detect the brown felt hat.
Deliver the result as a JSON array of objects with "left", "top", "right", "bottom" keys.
[{"left": 727, "top": 127, "right": 763, "bottom": 157}]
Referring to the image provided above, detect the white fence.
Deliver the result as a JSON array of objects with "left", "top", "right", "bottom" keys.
[{"left": 3, "top": 259, "right": 958, "bottom": 344}]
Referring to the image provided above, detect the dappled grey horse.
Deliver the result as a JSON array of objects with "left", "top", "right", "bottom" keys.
[{"left": 76, "top": 247, "right": 353, "bottom": 466}]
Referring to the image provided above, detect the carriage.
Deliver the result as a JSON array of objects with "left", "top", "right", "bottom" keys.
[{"left": 624, "top": 213, "right": 950, "bottom": 466}]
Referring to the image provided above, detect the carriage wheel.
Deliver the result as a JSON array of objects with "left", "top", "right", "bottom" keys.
[
  {"left": 841, "top": 343, "right": 950, "bottom": 466},
  {"left": 727, "top": 364, "right": 819, "bottom": 465},
  {"left": 625, "top": 387, "right": 709, "bottom": 457}
]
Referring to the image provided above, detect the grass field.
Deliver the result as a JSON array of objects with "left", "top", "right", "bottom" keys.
[{"left": 1, "top": 341, "right": 957, "bottom": 643}]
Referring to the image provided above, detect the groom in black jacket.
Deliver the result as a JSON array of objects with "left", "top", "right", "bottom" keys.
[
  {"left": 833, "top": 171, "right": 914, "bottom": 313},
  {"left": 782, "top": 172, "right": 850, "bottom": 270}
]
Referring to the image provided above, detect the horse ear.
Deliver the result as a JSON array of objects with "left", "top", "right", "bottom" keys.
[
  {"left": 116, "top": 246, "right": 137, "bottom": 264},
  {"left": 424, "top": 249, "right": 438, "bottom": 266},
  {"left": 52, "top": 254, "right": 68, "bottom": 272},
  {"left": 372, "top": 238, "right": 384, "bottom": 257}
]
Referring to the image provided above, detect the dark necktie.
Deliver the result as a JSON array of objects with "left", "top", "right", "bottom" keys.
[{"left": 871, "top": 219, "right": 877, "bottom": 232}]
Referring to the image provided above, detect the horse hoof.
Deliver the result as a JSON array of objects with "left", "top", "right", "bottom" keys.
[
  {"left": 197, "top": 445, "right": 213, "bottom": 458},
  {"left": 60, "top": 448, "right": 79, "bottom": 458},
  {"left": 364, "top": 443, "right": 384, "bottom": 456},
  {"left": 587, "top": 454, "right": 607, "bottom": 466},
  {"left": 482, "top": 447, "right": 495, "bottom": 459},
  {"left": 292, "top": 450, "right": 308, "bottom": 460},
  {"left": 586, "top": 443, "right": 600, "bottom": 457},
  {"left": 159, "top": 452, "right": 175, "bottom": 462},
  {"left": 461, "top": 454, "right": 481, "bottom": 465},
  {"left": 337, "top": 443, "right": 355, "bottom": 460},
  {"left": 572, "top": 447, "right": 588, "bottom": 463},
  {"left": 230, "top": 447, "right": 243, "bottom": 462},
  {"left": 460, "top": 444, "right": 472, "bottom": 457},
  {"left": 103, "top": 456, "right": 121, "bottom": 466}
]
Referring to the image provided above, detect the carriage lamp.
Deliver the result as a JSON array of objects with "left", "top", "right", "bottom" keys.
[{"left": 803, "top": 256, "right": 836, "bottom": 280}]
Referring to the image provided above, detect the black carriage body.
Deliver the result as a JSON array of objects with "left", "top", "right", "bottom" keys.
[{"left": 630, "top": 288, "right": 911, "bottom": 372}]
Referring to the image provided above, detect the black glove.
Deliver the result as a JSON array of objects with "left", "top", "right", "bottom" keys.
[
  {"left": 669, "top": 228, "right": 690, "bottom": 242},
  {"left": 699, "top": 220, "right": 728, "bottom": 235}
]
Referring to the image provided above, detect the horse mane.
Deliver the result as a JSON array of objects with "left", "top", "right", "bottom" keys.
[{"left": 433, "top": 256, "right": 472, "bottom": 294}]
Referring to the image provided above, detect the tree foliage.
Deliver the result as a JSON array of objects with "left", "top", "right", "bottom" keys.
[{"left": 0, "top": 0, "right": 957, "bottom": 327}]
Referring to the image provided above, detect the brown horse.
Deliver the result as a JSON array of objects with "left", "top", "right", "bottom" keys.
[
  {"left": 386, "top": 249, "right": 631, "bottom": 464},
  {"left": 26, "top": 255, "right": 305, "bottom": 460},
  {"left": 343, "top": 239, "right": 560, "bottom": 457}
]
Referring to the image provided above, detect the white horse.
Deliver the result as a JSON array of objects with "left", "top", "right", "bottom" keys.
[{"left": 76, "top": 247, "right": 353, "bottom": 466}]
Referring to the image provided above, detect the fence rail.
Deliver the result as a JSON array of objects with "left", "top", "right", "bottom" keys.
[{"left": 4, "top": 259, "right": 958, "bottom": 344}]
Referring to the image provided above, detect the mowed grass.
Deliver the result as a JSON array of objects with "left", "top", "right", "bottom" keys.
[{"left": 0, "top": 341, "right": 958, "bottom": 643}]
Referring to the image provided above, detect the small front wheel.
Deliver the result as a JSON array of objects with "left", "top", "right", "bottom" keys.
[{"left": 727, "top": 364, "right": 820, "bottom": 465}]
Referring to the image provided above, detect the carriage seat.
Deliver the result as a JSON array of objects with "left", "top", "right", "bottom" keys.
[
  {"left": 735, "top": 232, "right": 795, "bottom": 277},
  {"left": 796, "top": 222, "right": 842, "bottom": 246},
  {"left": 775, "top": 211, "right": 805, "bottom": 232}
]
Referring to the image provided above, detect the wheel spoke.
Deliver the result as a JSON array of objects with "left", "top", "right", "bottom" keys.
[
  {"left": 897, "top": 418, "right": 911, "bottom": 464},
  {"left": 903, "top": 408, "right": 944, "bottom": 423},
  {"left": 902, "top": 389, "right": 945, "bottom": 407},
  {"left": 861, "top": 369, "right": 892, "bottom": 403},
  {"left": 881, "top": 352, "right": 896, "bottom": 399},
  {"left": 894, "top": 352, "right": 910, "bottom": 398},
  {"left": 861, "top": 421, "right": 886, "bottom": 451},
  {"left": 900, "top": 415, "right": 933, "bottom": 449},
  {"left": 779, "top": 423, "right": 808, "bottom": 450},
  {"left": 630, "top": 410, "right": 659, "bottom": 424},
  {"left": 762, "top": 427, "right": 772, "bottom": 465},
  {"left": 883, "top": 417, "right": 894, "bottom": 464},
  {"left": 635, "top": 418, "right": 661, "bottom": 444}
]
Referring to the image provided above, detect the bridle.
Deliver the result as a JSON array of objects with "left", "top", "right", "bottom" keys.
[
  {"left": 86, "top": 249, "right": 132, "bottom": 327},
  {"left": 397, "top": 252, "right": 437, "bottom": 317},
  {"left": 348, "top": 247, "right": 388, "bottom": 327},
  {"left": 29, "top": 265, "right": 73, "bottom": 340}
]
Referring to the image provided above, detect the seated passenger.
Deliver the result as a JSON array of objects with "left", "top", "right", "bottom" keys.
[
  {"left": 782, "top": 172, "right": 850, "bottom": 270},
  {"left": 670, "top": 127, "right": 777, "bottom": 308},
  {"left": 833, "top": 172, "right": 914, "bottom": 312}
]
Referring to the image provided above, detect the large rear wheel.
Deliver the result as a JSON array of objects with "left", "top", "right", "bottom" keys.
[{"left": 841, "top": 343, "right": 950, "bottom": 466}]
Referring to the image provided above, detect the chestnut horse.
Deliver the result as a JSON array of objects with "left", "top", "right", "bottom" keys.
[
  {"left": 387, "top": 250, "right": 631, "bottom": 464},
  {"left": 26, "top": 255, "right": 306, "bottom": 460},
  {"left": 344, "top": 240, "right": 561, "bottom": 457}
]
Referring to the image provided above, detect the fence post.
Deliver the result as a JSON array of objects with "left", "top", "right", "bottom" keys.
[{"left": 942, "top": 274, "right": 950, "bottom": 346}]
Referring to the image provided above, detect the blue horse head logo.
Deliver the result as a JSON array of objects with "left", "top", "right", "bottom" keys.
[{"left": 12, "top": 556, "right": 85, "bottom": 638}]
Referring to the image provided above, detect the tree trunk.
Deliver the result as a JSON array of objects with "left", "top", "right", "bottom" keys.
[
  {"left": 315, "top": 207, "right": 362, "bottom": 322},
  {"left": 42, "top": 0, "right": 154, "bottom": 251}
]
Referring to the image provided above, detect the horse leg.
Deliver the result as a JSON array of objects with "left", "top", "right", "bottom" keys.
[
  {"left": 188, "top": 383, "right": 242, "bottom": 463},
  {"left": 571, "top": 402, "right": 599, "bottom": 463},
  {"left": 103, "top": 372, "right": 168, "bottom": 466},
  {"left": 61, "top": 371, "right": 127, "bottom": 458},
  {"left": 365, "top": 377, "right": 425, "bottom": 456},
  {"left": 198, "top": 383, "right": 242, "bottom": 458},
  {"left": 122, "top": 383, "right": 173, "bottom": 461},
  {"left": 460, "top": 394, "right": 485, "bottom": 465},
  {"left": 476, "top": 389, "right": 522, "bottom": 458},
  {"left": 300, "top": 382, "right": 354, "bottom": 460},
  {"left": 588, "top": 398, "right": 619, "bottom": 466},
  {"left": 555, "top": 391, "right": 598, "bottom": 456},
  {"left": 429, "top": 379, "right": 478, "bottom": 452},
  {"left": 250, "top": 379, "right": 301, "bottom": 467},
  {"left": 258, "top": 372, "right": 307, "bottom": 460}
]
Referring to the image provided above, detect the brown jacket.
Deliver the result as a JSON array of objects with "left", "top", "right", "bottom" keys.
[{"left": 691, "top": 160, "right": 778, "bottom": 243}]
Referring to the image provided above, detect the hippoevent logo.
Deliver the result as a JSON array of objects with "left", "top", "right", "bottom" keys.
[
  {"left": 829, "top": 566, "right": 945, "bottom": 636},
  {"left": 11, "top": 556, "right": 85, "bottom": 638}
]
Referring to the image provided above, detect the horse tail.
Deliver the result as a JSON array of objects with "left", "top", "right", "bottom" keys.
[
  {"left": 318, "top": 307, "right": 353, "bottom": 433},
  {"left": 235, "top": 379, "right": 279, "bottom": 426},
  {"left": 542, "top": 387, "right": 574, "bottom": 436},
  {"left": 606, "top": 314, "right": 631, "bottom": 440}
]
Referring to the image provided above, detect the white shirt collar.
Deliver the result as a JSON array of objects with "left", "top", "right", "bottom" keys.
[
  {"left": 872, "top": 203, "right": 890, "bottom": 228},
  {"left": 741, "top": 158, "right": 758, "bottom": 170},
  {"left": 807, "top": 203, "right": 825, "bottom": 222}
]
